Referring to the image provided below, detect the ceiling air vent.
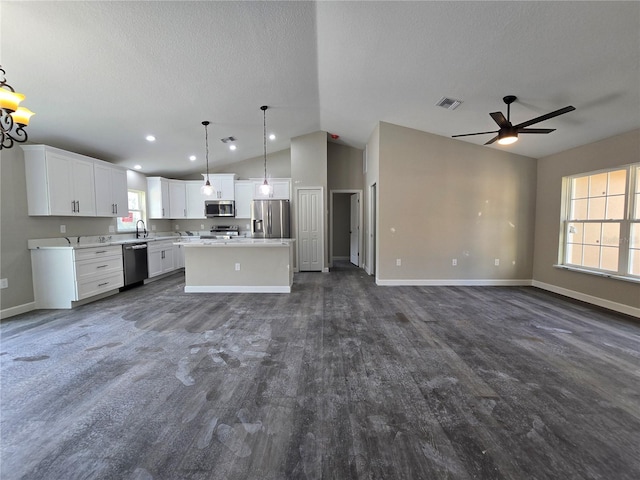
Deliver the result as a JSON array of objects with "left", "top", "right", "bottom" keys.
[{"left": 436, "top": 97, "right": 463, "bottom": 110}]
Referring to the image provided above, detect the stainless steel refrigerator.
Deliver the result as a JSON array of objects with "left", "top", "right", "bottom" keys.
[{"left": 251, "top": 199, "right": 291, "bottom": 238}]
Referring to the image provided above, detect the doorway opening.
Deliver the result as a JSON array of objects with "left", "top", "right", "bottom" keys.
[{"left": 329, "top": 189, "right": 363, "bottom": 269}]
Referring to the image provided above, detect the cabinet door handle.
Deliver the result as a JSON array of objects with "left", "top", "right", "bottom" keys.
[
  {"left": 76, "top": 200, "right": 80, "bottom": 213},
  {"left": 162, "top": 208, "right": 165, "bottom": 217},
  {"left": 96, "top": 264, "right": 109, "bottom": 268},
  {"left": 71, "top": 200, "right": 76, "bottom": 213},
  {"left": 98, "top": 282, "right": 109, "bottom": 287},
  {"left": 95, "top": 250, "right": 108, "bottom": 254}
]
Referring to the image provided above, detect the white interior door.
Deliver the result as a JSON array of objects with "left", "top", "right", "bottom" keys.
[
  {"left": 350, "top": 193, "right": 359, "bottom": 266},
  {"left": 298, "top": 188, "right": 323, "bottom": 271}
]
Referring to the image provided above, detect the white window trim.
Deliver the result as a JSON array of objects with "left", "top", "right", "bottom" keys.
[{"left": 558, "top": 163, "right": 639, "bottom": 281}]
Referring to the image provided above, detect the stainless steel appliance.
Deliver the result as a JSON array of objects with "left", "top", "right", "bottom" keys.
[
  {"left": 122, "top": 242, "right": 148, "bottom": 286},
  {"left": 202, "top": 225, "right": 240, "bottom": 239},
  {"left": 205, "top": 200, "right": 235, "bottom": 217},
  {"left": 251, "top": 199, "right": 290, "bottom": 238}
]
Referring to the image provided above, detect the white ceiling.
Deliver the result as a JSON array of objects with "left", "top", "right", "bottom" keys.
[{"left": 2, "top": 1, "right": 639, "bottom": 177}]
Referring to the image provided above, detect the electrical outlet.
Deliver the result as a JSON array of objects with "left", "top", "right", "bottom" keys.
[
  {"left": 452, "top": 258, "right": 457, "bottom": 266},
  {"left": 396, "top": 258, "right": 401, "bottom": 266},
  {"left": 0, "top": 278, "right": 8, "bottom": 289},
  {"left": 108, "top": 225, "right": 115, "bottom": 233},
  {"left": 151, "top": 225, "right": 156, "bottom": 231},
  {"left": 235, "top": 263, "right": 241, "bottom": 271},
  {"left": 175, "top": 224, "right": 179, "bottom": 230},
  {"left": 60, "top": 225, "right": 66, "bottom": 233},
  {"left": 494, "top": 258, "right": 500, "bottom": 266}
]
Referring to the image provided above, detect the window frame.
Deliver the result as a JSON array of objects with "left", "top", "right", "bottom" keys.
[
  {"left": 117, "top": 189, "right": 147, "bottom": 233},
  {"left": 558, "top": 163, "right": 639, "bottom": 282}
]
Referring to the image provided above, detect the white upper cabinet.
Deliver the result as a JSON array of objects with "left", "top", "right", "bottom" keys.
[
  {"left": 185, "top": 181, "right": 206, "bottom": 219},
  {"left": 234, "top": 180, "right": 253, "bottom": 219},
  {"left": 22, "top": 145, "right": 97, "bottom": 216},
  {"left": 252, "top": 178, "right": 291, "bottom": 200},
  {"left": 202, "top": 174, "right": 236, "bottom": 200},
  {"left": 94, "top": 162, "right": 128, "bottom": 217},
  {"left": 147, "top": 177, "right": 170, "bottom": 219},
  {"left": 168, "top": 180, "right": 186, "bottom": 219}
]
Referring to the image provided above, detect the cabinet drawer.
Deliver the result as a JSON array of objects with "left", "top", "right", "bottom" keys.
[
  {"left": 74, "top": 245, "right": 122, "bottom": 261},
  {"left": 75, "top": 256, "right": 123, "bottom": 281},
  {"left": 77, "top": 272, "right": 123, "bottom": 300}
]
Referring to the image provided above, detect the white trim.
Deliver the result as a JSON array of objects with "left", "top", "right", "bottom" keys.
[
  {"left": 1, "top": 302, "right": 37, "bottom": 320},
  {"left": 553, "top": 264, "right": 640, "bottom": 284},
  {"left": 184, "top": 285, "right": 291, "bottom": 293},
  {"left": 532, "top": 280, "right": 640, "bottom": 318},
  {"left": 376, "top": 279, "right": 532, "bottom": 287}
]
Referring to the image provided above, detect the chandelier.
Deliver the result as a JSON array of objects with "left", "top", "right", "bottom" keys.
[{"left": 0, "top": 65, "right": 35, "bottom": 150}]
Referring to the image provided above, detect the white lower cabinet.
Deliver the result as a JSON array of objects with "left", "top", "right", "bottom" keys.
[
  {"left": 147, "top": 240, "right": 175, "bottom": 278},
  {"left": 174, "top": 243, "right": 185, "bottom": 269},
  {"left": 30, "top": 245, "right": 124, "bottom": 309}
]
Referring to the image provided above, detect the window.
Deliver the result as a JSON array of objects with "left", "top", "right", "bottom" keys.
[
  {"left": 561, "top": 164, "right": 639, "bottom": 280},
  {"left": 117, "top": 190, "right": 146, "bottom": 232}
]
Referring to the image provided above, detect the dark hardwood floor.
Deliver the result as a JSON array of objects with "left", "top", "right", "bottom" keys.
[{"left": 1, "top": 264, "right": 639, "bottom": 479}]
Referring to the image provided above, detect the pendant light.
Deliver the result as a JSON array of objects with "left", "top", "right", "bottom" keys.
[
  {"left": 201, "top": 120, "right": 215, "bottom": 196},
  {"left": 260, "top": 105, "right": 273, "bottom": 196}
]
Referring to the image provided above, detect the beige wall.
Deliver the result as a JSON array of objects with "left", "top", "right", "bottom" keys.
[
  {"left": 375, "top": 122, "right": 537, "bottom": 283},
  {"left": 533, "top": 128, "right": 639, "bottom": 312},
  {"left": 179, "top": 149, "right": 291, "bottom": 181},
  {"left": 291, "top": 131, "right": 328, "bottom": 269},
  {"left": 364, "top": 124, "right": 380, "bottom": 275},
  {"left": 328, "top": 142, "right": 365, "bottom": 262}
]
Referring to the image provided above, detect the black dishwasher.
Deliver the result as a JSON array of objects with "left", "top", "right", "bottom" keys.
[{"left": 122, "top": 243, "right": 148, "bottom": 287}]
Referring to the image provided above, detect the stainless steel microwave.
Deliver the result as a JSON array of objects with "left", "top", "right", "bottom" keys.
[{"left": 205, "top": 200, "right": 235, "bottom": 217}]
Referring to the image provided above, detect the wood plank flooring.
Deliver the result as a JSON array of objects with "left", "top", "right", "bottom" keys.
[{"left": 1, "top": 263, "right": 639, "bottom": 479}]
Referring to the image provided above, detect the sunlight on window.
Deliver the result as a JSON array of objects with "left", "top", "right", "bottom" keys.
[{"left": 117, "top": 190, "right": 146, "bottom": 232}]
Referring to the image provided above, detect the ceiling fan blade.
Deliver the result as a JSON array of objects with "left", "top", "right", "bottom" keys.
[
  {"left": 484, "top": 135, "right": 499, "bottom": 145},
  {"left": 514, "top": 106, "right": 576, "bottom": 129},
  {"left": 490, "top": 111, "right": 510, "bottom": 128},
  {"left": 518, "top": 128, "right": 556, "bottom": 134},
  {"left": 452, "top": 130, "right": 499, "bottom": 138}
]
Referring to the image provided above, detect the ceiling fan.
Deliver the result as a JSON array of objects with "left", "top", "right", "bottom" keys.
[{"left": 452, "top": 95, "right": 575, "bottom": 146}]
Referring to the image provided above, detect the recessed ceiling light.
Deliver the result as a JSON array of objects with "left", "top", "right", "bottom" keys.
[
  {"left": 145, "top": 135, "right": 156, "bottom": 142},
  {"left": 229, "top": 145, "right": 237, "bottom": 151},
  {"left": 269, "top": 134, "right": 276, "bottom": 140},
  {"left": 134, "top": 165, "right": 142, "bottom": 170},
  {"left": 189, "top": 155, "right": 196, "bottom": 161}
]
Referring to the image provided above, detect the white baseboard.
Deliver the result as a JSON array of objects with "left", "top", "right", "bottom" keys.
[
  {"left": 1, "top": 301, "right": 36, "bottom": 320},
  {"left": 376, "top": 279, "right": 533, "bottom": 287},
  {"left": 184, "top": 285, "right": 291, "bottom": 293},
  {"left": 532, "top": 280, "right": 640, "bottom": 318}
]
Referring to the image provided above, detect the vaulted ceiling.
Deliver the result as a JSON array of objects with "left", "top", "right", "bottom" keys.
[{"left": 2, "top": 1, "right": 639, "bottom": 177}]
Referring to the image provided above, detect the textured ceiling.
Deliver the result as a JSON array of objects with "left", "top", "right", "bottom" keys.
[{"left": 2, "top": 1, "right": 639, "bottom": 177}]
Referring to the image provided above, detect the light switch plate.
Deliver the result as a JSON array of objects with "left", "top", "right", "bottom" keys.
[{"left": 0, "top": 278, "right": 8, "bottom": 289}]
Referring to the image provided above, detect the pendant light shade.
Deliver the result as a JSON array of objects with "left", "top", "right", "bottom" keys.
[
  {"left": 260, "top": 105, "right": 273, "bottom": 196},
  {"left": 201, "top": 120, "right": 215, "bottom": 196}
]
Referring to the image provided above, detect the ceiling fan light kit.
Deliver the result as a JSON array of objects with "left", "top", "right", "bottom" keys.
[{"left": 452, "top": 95, "right": 575, "bottom": 147}]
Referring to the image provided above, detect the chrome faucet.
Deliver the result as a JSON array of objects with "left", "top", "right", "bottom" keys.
[{"left": 135, "top": 220, "right": 147, "bottom": 239}]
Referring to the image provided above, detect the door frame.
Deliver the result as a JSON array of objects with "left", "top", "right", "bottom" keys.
[
  {"left": 329, "top": 189, "right": 363, "bottom": 268},
  {"left": 295, "top": 186, "right": 326, "bottom": 272}
]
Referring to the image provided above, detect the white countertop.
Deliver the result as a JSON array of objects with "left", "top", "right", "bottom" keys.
[
  {"left": 175, "top": 238, "right": 294, "bottom": 247},
  {"left": 28, "top": 235, "right": 184, "bottom": 250}
]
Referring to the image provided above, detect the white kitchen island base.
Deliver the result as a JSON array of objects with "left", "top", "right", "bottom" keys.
[{"left": 181, "top": 239, "right": 294, "bottom": 293}]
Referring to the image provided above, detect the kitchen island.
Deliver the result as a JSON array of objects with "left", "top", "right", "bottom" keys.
[{"left": 176, "top": 238, "right": 294, "bottom": 293}]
